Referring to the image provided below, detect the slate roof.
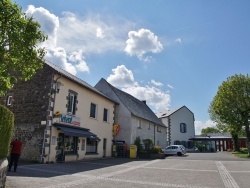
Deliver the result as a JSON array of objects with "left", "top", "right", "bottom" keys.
[
  {"left": 95, "top": 78, "right": 165, "bottom": 127},
  {"left": 45, "top": 60, "right": 117, "bottom": 104},
  {"left": 156, "top": 106, "right": 194, "bottom": 119}
]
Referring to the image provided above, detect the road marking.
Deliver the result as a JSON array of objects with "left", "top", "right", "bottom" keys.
[
  {"left": 215, "top": 161, "right": 239, "bottom": 188},
  {"left": 45, "top": 174, "right": 216, "bottom": 188}
]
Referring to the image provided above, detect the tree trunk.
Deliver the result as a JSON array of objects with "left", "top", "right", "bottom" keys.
[
  {"left": 232, "top": 133, "right": 239, "bottom": 152},
  {"left": 245, "top": 122, "right": 250, "bottom": 157}
]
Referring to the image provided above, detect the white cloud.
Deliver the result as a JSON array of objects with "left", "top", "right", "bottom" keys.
[
  {"left": 107, "top": 65, "right": 170, "bottom": 111},
  {"left": 175, "top": 38, "right": 182, "bottom": 45},
  {"left": 107, "top": 65, "right": 137, "bottom": 87},
  {"left": 45, "top": 47, "right": 77, "bottom": 75},
  {"left": 96, "top": 27, "right": 105, "bottom": 39},
  {"left": 167, "top": 84, "right": 174, "bottom": 89},
  {"left": 195, "top": 120, "right": 217, "bottom": 135},
  {"left": 124, "top": 28, "right": 163, "bottom": 61},
  {"left": 68, "top": 50, "right": 89, "bottom": 73},
  {"left": 26, "top": 5, "right": 59, "bottom": 47},
  {"left": 151, "top": 80, "right": 163, "bottom": 87}
]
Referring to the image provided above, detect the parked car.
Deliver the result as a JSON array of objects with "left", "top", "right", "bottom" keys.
[{"left": 162, "top": 145, "right": 186, "bottom": 156}]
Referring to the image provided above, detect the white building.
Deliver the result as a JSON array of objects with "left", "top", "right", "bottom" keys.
[
  {"left": 156, "top": 106, "right": 195, "bottom": 150},
  {"left": 95, "top": 78, "right": 167, "bottom": 149}
]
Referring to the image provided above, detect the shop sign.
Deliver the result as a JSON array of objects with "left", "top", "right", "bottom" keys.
[
  {"left": 113, "top": 124, "right": 120, "bottom": 135},
  {"left": 54, "top": 111, "right": 81, "bottom": 126}
]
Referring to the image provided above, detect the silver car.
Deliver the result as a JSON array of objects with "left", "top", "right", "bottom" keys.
[{"left": 162, "top": 145, "right": 186, "bottom": 156}]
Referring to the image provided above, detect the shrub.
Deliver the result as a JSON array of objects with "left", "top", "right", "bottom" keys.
[
  {"left": 0, "top": 104, "right": 14, "bottom": 158},
  {"left": 151, "top": 146, "right": 162, "bottom": 154},
  {"left": 134, "top": 137, "right": 143, "bottom": 152},
  {"left": 240, "top": 147, "right": 248, "bottom": 154}
]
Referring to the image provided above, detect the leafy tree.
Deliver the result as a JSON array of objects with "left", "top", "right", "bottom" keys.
[
  {"left": 209, "top": 74, "right": 250, "bottom": 156},
  {"left": 0, "top": 0, "right": 47, "bottom": 96},
  {"left": 200, "top": 127, "right": 220, "bottom": 136}
]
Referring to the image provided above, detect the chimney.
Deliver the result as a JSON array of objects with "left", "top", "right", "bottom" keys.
[{"left": 141, "top": 100, "right": 146, "bottom": 104}]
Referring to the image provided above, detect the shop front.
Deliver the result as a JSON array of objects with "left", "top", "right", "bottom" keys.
[{"left": 54, "top": 123, "right": 100, "bottom": 162}]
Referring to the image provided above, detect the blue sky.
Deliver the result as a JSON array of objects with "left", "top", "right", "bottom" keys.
[{"left": 13, "top": 0, "right": 250, "bottom": 134}]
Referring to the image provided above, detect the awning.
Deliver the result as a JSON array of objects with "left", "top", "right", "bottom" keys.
[{"left": 55, "top": 124, "right": 99, "bottom": 140}]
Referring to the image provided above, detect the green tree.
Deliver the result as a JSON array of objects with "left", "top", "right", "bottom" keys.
[
  {"left": 209, "top": 74, "right": 250, "bottom": 156},
  {"left": 0, "top": 0, "right": 47, "bottom": 96},
  {"left": 200, "top": 127, "right": 220, "bottom": 136}
]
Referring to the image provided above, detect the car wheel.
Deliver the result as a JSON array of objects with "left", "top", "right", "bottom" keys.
[{"left": 177, "top": 152, "right": 182, "bottom": 156}]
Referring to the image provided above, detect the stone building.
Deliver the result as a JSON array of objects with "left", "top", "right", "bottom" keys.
[{"left": 2, "top": 61, "right": 116, "bottom": 163}]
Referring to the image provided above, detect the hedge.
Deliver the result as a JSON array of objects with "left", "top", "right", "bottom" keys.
[{"left": 0, "top": 104, "right": 14, "bottom": 158}]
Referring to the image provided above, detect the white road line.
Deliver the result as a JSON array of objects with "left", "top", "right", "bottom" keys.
[
  {"left": 45, "top": 173, "right": 216, "bottom": 188},
  {"left": 144, "top": 166, "right": 218, "bottom": 172},
  {"left": 215, "top": 161, "right": 239, "bottom": 188}
]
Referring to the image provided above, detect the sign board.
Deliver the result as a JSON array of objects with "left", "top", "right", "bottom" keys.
[{"left": 54, "top": 112, "right": 81, "bottom": 126}]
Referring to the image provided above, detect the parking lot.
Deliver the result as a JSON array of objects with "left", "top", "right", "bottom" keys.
[{"left": 6, "top": 152, "right": 250, "bottom": 188}]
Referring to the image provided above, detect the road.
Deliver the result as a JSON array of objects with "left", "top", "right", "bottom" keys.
[{"left": 6, "top": 152, "right": 250, "bottom": 188}]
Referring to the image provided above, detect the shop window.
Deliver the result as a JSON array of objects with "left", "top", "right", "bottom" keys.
[
  {"left": 66, "top": 91, "right": 78, "bottom": 115},
  {"left": 90, "top": 103, "right": 97, "bottom": 118},
  {"left": 86, "top": 138, "right": 98, "bottom": 153},
  {"left": 103, "top": 108, "right": 108, "bottom": 122},
  {"left": 64, "top": 135, "right": 78, "bottom": 155},
  {"left": 180, "top": 123, "right": 187, "bottom": 133}
]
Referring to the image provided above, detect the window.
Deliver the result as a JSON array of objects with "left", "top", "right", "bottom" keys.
[
  {"left": 67, "top": 91, "right": 77, "bottom": 115},
  {"left": 157, "top": 125, "right": 161, "bottom": 132},
  {"left": 86, "top": 138, "right": 98, "bottom": 153},
  {"left": 180, "top": 123, "right": 187, "bottom": 133},
  {"left": 90, "top": 103, "right": 97, "bottom": 118},
  {"left": 64, "top": 135, "right": 78, "bottom": 155},
  {"left": 103, "top": 108, "right": 108, "bottom": 122},
  {"left": 7, "top": 96, "right": 12, "bottom": 106},
  {"left": 138, "top": 119, "right": 141, "bottom": 128},
  {"left": 148, "top": 123, "right": 151, "bottom": 130}
]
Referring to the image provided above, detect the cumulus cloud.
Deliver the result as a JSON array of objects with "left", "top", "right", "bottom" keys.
[
  {"left": 124, "top": 28, "right": 163, "bottom": 61},
  {"left": 195, "top": 120, "right": 217, "bottom": 135},
  {"left": 107, "top": 65, "right": 137, "bottom": 87},
  {"left": 26, "top": 5, "right": 59, "bottom": 47},
  {"left": 151, "top": 80, "right": 163, "bottom": 87},
  {"left": 107, "top": 65, "right": 170, "bottom": 111},
  {"left": 24, "top": 5, "right": 136, "bottom": 75}
]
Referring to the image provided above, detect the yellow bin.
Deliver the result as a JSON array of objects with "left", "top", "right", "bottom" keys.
[{"left": 130, "top": 145, "right": 137, "bottom": 158}]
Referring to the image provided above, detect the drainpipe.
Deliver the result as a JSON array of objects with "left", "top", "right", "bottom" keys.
[
  {"left": 154, "top": 124, "right": 156, "bottom": 146},
  {"left": 48, "top": 74, "right": 62, "bottom": 163}
]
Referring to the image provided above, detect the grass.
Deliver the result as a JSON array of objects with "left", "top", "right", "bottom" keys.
[{"left": 232, "top": 151, "right": 250, "bottom": 159}]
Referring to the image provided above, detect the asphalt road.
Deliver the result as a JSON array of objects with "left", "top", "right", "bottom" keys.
[{"left": 6, "top": 152, "right": 250, "bottom": 188}]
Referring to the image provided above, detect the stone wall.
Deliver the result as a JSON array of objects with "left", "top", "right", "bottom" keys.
[{"left": 6, "top": 64, "right": 54, "bottom": 161}]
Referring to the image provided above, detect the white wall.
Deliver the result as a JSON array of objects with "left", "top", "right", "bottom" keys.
[{"left": 161, "top": 107, "right": 195, "bottom": 148}]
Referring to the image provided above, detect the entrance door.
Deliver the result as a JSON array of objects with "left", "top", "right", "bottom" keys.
[
  {"left": 103, "top": 138, "right": 107, "bottom": 157},
  {"left": 57, "top": 133, "right": 65, "bottom": 162}
]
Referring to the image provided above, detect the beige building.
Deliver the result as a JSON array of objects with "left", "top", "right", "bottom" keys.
[{"left": 45, "top": 62, "right": 117, "bottom": 162}]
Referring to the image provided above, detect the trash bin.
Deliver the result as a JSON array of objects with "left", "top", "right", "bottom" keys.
[{"left": 130, "top": 145, "right": 137, "bottom": 158}]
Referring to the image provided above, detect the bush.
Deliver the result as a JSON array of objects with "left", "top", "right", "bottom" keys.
[
  {"left": 0, "top": 104, "right": 14, "bottom": 158},
  {"left": 240, "top": 147, "right": 248, "bottom": 154},
  {"left": 151, "top": 146, "right": 162, "bottom": 154},
  {"left": 134, "top": 137, "right": 143, "bottom": 152}
]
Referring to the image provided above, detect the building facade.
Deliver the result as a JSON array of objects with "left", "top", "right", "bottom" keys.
[
  {"left": 2, "top": 61, "right": 116, "bottom": 163},
  {"left": 95, "top": 78, "right": 167, "bottom": 149},
  {"left": 156, "top": 106, "right": 195, "bottom": 150}
]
